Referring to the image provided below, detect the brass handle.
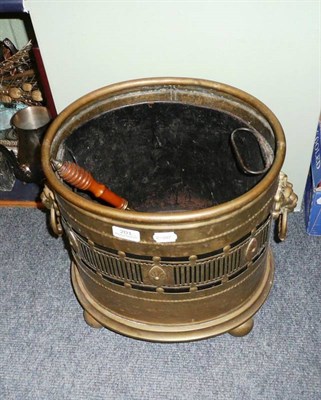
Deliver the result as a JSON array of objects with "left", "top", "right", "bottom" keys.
[
  {"left": 277, "top": 208, "right": 288, "bottom": 242},
  {"left": 41, "top": 185, "right": 63, "bottom": 237},
  {"left": 231, "top": 128, "right": 274, "bottom": 175},
  {"left": 50, "top": 205, "right": 63, "bottom": 236},
  {"left": 272, "top": 172, "right": 297, "bottom": 241}
]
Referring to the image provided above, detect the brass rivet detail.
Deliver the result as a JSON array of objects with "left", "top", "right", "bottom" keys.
[
  {"left": 124, "top": 282, "right": 132, "bottom": 289},
  {"left": 88, "top": 239, "right": 95, "bottom": 248},
  {"left": 68, "top": 230, "right": 78, "bottom": 251},
  {"left": 245, "top": 238, "right": 258, "bottom": 261},
  {"left": 189, "top": 285, "right": 198, "bottom": 292},
  {"left": 223, "top": 245, "right": 231, "bottom": 253},
  {"left": 148, "top": 265, "right": 166, "bottom": 285},
  {"left": 189, "top": 255, "right": 197, "bottom": 265},
  {"left": 152, "top": 256, "right": 161, "bottom": 264},
  {"left": 118, "top": 250, "right": 126, "bottom": 259},
  {"left": 156, "top": 287, "right": 164, "bottom": 293}
]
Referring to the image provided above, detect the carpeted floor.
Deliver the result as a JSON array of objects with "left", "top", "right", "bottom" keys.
[{"left": 0, "top": 207, "right": 320, "bottom": 400}]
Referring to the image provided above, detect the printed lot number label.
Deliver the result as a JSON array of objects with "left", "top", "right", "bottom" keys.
[{"left": 112, "top": 226, "right": 141, "bottom": 242}]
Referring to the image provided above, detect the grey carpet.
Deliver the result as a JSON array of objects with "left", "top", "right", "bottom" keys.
[{"left": 1, "top": 208, "right": 320, "bottom": 400}]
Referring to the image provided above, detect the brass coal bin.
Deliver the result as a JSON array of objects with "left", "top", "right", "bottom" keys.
[{"left": 42, "top": 77, "right": 297, "bottom": 342}]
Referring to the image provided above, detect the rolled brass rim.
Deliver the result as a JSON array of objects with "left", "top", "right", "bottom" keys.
[
  {"left": 42, "top": 77, "right": 286, "bottom": 223},
  {"left": 71, "top": 249, "right": 274, "bottom": 342}
]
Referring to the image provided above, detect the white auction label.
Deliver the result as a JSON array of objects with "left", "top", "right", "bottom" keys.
[
  {"left": 112, "top": 226, "right": 141, "bottom": 242},
  {"left": 153, "top": 232, "right": 178, "bottom": 243}
]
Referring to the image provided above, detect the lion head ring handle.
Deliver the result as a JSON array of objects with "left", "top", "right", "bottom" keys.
[
  {"left": 272, "top": 172, "right": 298, "bottom": 241},
  {"left": 41, "top": 185, "right": 63, "bottom": 236}
]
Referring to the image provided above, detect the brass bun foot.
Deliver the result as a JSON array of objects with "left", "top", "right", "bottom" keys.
[
  {"left": 83, "top": 310, "right": 103, "bottom": 329},
  {"left": 228, "top": 318, "right": 254, "bottom": 337}
]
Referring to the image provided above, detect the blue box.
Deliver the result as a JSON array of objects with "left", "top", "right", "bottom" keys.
[{"left": 305, "top": 119, "right": 321, "bottom": 235}]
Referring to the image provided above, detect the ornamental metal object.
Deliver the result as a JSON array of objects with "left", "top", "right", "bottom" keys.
[{"left": 41, "top": 77, "right": 297, "bottom": 342}]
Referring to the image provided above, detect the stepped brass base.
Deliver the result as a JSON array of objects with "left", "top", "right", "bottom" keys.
[{"left": 71, "top": 249, "right": 274, "bottom": 342}]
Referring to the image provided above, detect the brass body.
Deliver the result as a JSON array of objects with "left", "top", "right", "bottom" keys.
[{"left": 42, "top": 77, "right": 295, "bottom": 342}]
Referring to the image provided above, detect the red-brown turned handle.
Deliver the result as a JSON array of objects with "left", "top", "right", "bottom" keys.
[{"left": 51, "top": 160, "right": 129, "bottom": 209}]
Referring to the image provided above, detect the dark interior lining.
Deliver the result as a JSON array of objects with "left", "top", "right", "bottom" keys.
[{"left": 61, "top": 102, "right": 274, "bottom": 212}]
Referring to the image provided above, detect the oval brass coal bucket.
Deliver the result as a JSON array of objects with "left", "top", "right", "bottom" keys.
[{"left": 42, "top": 78, "right": 297, "bottom": 342}]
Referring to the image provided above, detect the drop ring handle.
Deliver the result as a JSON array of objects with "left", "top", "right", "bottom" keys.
[{"left": 231, "top": 127, "right": 274, "bottom": 175}]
